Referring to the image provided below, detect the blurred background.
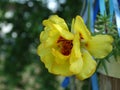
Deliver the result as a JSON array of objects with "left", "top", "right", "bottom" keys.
[{"left": 0, "top": 0, "right": 87, "bottom": 90}]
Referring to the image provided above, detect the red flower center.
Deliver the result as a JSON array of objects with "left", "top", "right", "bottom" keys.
[{"left": 57, "top": 36, "right": 73, "bottom": 56}]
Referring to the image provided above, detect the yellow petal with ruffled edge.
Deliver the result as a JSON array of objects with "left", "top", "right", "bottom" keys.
[
  {"left": 37, "top": 43, "right": 71, "bottom": 75},
  {"left": 51, "top": 62, "right": 73, "bottom": 76},
  {"left": 40, "top": 28, "right": 59, "bottom": 46},
  {"left": 52, "top": 48, "right": 69, "bottom": 64},
  {"left": 86, "top": 35, "right": 113, "bottom": 58},
  {"left": 43, "top": 19, "right": 74, "bottom": 40},
  {"left": 38, "top": 42, "right": 73, "bottom": 76},
  {"left": 41, "top": 21, "right": 60, "bottom": 47},
  {"left": 41, "top": 54, "right": 54, "bottom": 73},
  {"left": 48, "top": 15, "right": 69, "bottom": 31},
  {"left": 37, "top": 44, "right": 48, "bottom": 58},
  {"left": 70, "top": 33, "right": 83, "bottom": 74},
  {"left": 73, "top": 16, "right": 91, "bottom": 41},
  {"left": 40, "top": 28, "right": 48, "bottom": 42},
  {"left": 76, "top": 49, "right": 97, "bottom": 80},
  {"left": 43, "top": 16, "right": 74, "bottom": 42},
  {"left": 37, "top": 44, "right": 54, "bottom": 72},
  {"left": 53, "top": 24, "right": 74, "bottom": 40},
  {"left": 44, "top": 16, "right": 74, "bottom": 40}
]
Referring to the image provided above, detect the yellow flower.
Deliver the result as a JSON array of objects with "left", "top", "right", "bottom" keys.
[
  {"left": 37, "top": 15, "right": 113, "bottom": 80},
  {"left": 73, "top": 16, "right": 113, "bottom": 59},
  {"left": 72, "top": 16, "right": 113, "bottom": 80},
  {"left": 38, "top": 15, "right": 74, "bottom": 76}
]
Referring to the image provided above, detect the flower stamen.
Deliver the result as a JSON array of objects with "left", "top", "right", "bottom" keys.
[{"left": 57, "top": 36, "right": 73, "bottom": 56}]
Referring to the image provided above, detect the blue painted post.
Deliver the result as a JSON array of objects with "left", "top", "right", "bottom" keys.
[
  {"left": 89, "top": 0, "right": 99, "bottom": 90},
  {"left": 112, "top": 0, "right": 120, "bottom": 36}
]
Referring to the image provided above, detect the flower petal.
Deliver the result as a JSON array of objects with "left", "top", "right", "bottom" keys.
[
  {"left": 51, "top": 62, "right": 73, "bottom": 76},
  {"left": 48, "top": 15, "right": 69, "bottom": 31},
  {"left": 86, "top": 35, "right": 113, "bottom": 58},
  {"left": 40, "top": 25, "right": 60, "bottom": 47},
  {"left": 40, "top": 28, "right": 48, "bottom": 42},
  {"left": 76, "top": 49, "right": 97, "bottom": 80},
  {"left": 37, "top": 41, "right": 73, "bottom": 76},
  {"left": 42, "top": 54, "right": 54, "bottom": 73},
  {"left": 70, "top": 33, "right": 83, "bottom": 74},
  {"left": 73, "top": 16, "right": 91, "bottom": 41},
  {"left": 70, "top": 58, "right": 83, "bottom": 74},
  {"left": 43, "top": 19, "right": 74, "bottom": 40},
  {"left": 37, "top": 44, "right": 54, "bottom": 72},
  {"left": 53, "top": 24, "right": 74, "bottom": 40},
  {"left": 52, "top": 48, "right": 69, "bottom": 64},
  {"left": 37, "top": 44, "right": 50, "bottom": 58}
]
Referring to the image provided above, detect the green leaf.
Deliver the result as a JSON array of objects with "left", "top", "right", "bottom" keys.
[{"left": 101, "top": 60, "right": 108, "bottom": 75}]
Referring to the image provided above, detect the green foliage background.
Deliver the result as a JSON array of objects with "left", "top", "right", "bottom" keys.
[{"left": 0, "top": 0, "right": 84, "bottom": 90}]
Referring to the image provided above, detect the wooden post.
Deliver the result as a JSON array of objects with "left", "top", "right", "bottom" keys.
[{"left": 99, "top": 74, "right": 120, "bottom": 90}]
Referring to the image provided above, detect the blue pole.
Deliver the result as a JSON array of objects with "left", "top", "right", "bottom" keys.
[
  {"left": 112, "top": 0, "right": 120, "bottom": 37},
  {"left": 99, "top": 0, "right": 106, "bottom": 15},
  {"left": 90, "top": 0, "right": 99, "bottom": 90},
  {"left": 91, "top": 73, "right": 99, "bottom": 90}
]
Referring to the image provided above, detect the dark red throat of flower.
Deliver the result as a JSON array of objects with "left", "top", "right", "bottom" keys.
[{"left": 57, "top": 36, "right": 73, "bottom": 56}]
